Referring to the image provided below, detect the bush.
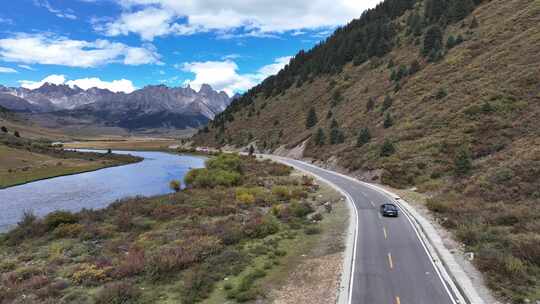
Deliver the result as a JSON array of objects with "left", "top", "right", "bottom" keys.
[
  {"left": 94, "top": 281, "right": 140, "bottom": 304},
  {"left": 53, "top": 223, "right": 84, "bottom": 239},
  {"left": 304, "top": 226, "right": 321, "bottom": 235},
  {"left": 71, "top": 264, "right": 107, "bottom": 286},
  {"left": 290, "top": 201, "right": 314, "bottom": 218},
  {"left": 380, "top": 139, "right": 396, "bottom": 157},
  {"left": 454, "top": 146, "right": 472, "bottom": 176},
  {"left": 245, "top": 215, "right": 279, "bottom": 239},
  {"left": 206, "top": 154, "right": 242, "bottom": 173},
  {"left": 185, "top": 168, "right": 242, "bottom": 188},
  {"left": 44, "top": 211, "right": 78, "bottom": 231},
  {"left": 181, "top": 267, "right": 216, "bottom": 303},
  {"left": 272, "top": 186, "right": 290, "bottom": 200},
  {"left": 169, "top": 180, "right": 181, "bottom": 192}
]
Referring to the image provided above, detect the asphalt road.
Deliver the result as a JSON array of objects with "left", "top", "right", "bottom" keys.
[{"left": 277, "top": 158, "right": 459, "bottom": 304}]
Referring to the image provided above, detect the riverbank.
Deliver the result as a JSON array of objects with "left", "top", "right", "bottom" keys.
[
  {"left": 0, "top": 144, "right": 142, "bottom": 189},
  {"left": 0, "top": 154, "right": 347, "bottom": 304},
  {"left": 63, "top": 137, "right": 179, "bottom": 151}
]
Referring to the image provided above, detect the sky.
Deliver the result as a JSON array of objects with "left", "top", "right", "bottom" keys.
[{"left": 0, "top": 0, "right": 381, "bottom": 96}]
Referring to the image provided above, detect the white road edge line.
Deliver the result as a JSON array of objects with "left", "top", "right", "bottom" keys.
[
  {"left": 266, "top": 155, "right": 480, "bottom": 304},
  {"left": 266, "top": 155, "right": 359, "bottom": 304}
]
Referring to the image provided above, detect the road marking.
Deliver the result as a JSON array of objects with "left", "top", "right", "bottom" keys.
[
  {"left": 388, "top": 253, "right": 394, "bottom": 269},
  {"left": 395, "top": 296, "right": 401, "bottom": 304},
  {"left": 378, "top": 213, "right": 382, "bottom": 219},
  {"left": 370, "top": 200, "right": 375, "bottom": 207},
  {"left": 383, "top": 227, "right": 388, "bottom": 240}
]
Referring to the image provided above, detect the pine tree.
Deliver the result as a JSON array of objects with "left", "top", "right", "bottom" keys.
[
  {"left": 470, "top": 15, "right": 479, "bottom": 28},
  {"left": 314, "top": 128, "right": 326, "bottom": 146},
  {"left": 409, "top": 59, "right": 420, "bottom": 75},
  {"left": 356, "top": 128, "right": 371, "bottom": 147},
  {"left": 454, "top": 146, "right": 472, "bottom": 175},
  {"left": 330, "top": 118, "right": 339, "bottom": 129},
  {"left": 366, "top": 97, "right": 375, "bottom": 112},
  {"left": 450, "top": 0, "right": 475, "bottom": 22},
  {"left": 383, "top": 112, "right": 394, "bottom": 128},
  {"left": 422, "top": 25, "right": 443, "bottom": 57},
  {"left": 382, "top": 95, "right": 393, "bottom": 111},
  {"left": 446, "top": 35, "right": 456, "bottom": 49},
  {"left": 380, "top": 139, "right": 396, "bottom": 157},
  {"left": 306, "top": 107, "right": 318, "bottom": 129}
]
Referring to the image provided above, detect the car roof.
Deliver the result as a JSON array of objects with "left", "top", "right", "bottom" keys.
[{"left": 382, "top": 203, "right": 397, "bottom": 207}]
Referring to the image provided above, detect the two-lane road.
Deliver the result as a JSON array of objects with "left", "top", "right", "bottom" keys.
[{"left": 275, "top": 157, "right": 459, "bottom": 304}]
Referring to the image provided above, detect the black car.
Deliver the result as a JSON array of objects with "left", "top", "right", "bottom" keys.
[{"left": 380, "top": 203, "right": 399, "bottom": 217}]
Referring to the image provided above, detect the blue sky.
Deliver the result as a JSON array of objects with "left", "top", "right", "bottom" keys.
[{"left": 0, "top": 0, "right": 381, "bottom": 95}]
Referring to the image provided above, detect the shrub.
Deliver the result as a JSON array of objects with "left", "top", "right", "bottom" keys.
[
  {"left": 454, "top": 146, "right": 472, "bottom": 176},
  {"left": 181, "top": 266, "right": 216, "bottom": 303},
  {"left": 53, "top": 223, "right": 84, "bottom": 239},
  {"left": 383, "top": 112, "right": 393, "bottom": 128},
  {"left": 314, "top": 128, "right": 326, "bottom": 146},
  {"left": 114, "top": 247, "right": 145, "bottom": 278},
  {"left": 305, "top": 107, "right": 318, "bottom": 129},
  {"left": 94, "top": 281, "right": 140, "bottom": 304},
  {"left": 312, "top": 213, "right": 323, "bottom": 221},
  {"left": 185, "top": 168, "right": 242, "bottom": 188},
  {"left": 206, "top": 154, "right": 242, "bottom": 173},
  {"left": 272, "top": 186, "right": 290, "bottom": 200},
  {"left": 44, "top": 211, "right": 78, "bottom": 231},
  {"left": 435, "top": 88, "right": 448, "bottom": 100},
  {"left": 305, "top": 226, "right": 321, "bottom": 235},
  {"left": 245, "top": 215, "right": 279, "bottom": 239},
  {"left": 290, "top": 201, "right": 314, "bottom": 218},
  {"left": 71, "top": 264, "right": 107, "bottom": 285},
  {"left": 169, "top": 180, "right": 181, "bottom": 192}
]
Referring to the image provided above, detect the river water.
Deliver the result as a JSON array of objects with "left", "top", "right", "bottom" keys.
[{"left": 0, "top": 150, "right": 206, "bottom": 232}]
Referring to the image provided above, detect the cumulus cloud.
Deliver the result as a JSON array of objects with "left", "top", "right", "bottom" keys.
[
  {"left": 0, "top": 67, "right": 18, "bottom": 73},
  {"left": 182, "top": 56, "right": 292, "bottom": 96},
  {"left": 98, "top": 0, "right": 382, "bottom": 40},
  {"left": 19, "top": 74, "right": 136, "bottom": 93},
  {"left": 0, "top": 33, "right": 161, "bottom": 68}
]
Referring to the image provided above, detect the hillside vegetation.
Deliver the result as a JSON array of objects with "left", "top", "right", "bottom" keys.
[
  {"left": 0, "top": 154, "right": 345, "bottom": 304},
  {"left": 194, "top": 0, "right": 540, "bottom": 301}
]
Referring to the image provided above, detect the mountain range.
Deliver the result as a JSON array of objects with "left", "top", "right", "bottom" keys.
[{"left": 0, "top": 83, "right": 233, "bottom": 130}]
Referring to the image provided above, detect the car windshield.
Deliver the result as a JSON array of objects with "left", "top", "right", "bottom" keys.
[{"left": 384, "top": 204, "right": 397, "bottom": 211}]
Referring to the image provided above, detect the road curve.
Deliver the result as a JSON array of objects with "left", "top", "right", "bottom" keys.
[{"left": 274, "top": 157, "right": 460, "bottom": 304}]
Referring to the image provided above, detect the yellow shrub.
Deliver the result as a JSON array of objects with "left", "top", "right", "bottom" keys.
[{"left": 72, "top": 264, "right": 107, "bottom": 285}]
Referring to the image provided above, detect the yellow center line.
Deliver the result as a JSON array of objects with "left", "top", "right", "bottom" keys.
[
  {"left": 383, "top": 227, "right": 388, "bottom": 240},
  {"left": 395, "top": 296, "right": 401, "bottom": 304},
  {"left": 388, "top": 253, "right": 394, "bottom": 269}
]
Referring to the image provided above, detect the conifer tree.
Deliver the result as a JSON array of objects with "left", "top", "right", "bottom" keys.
[
  {"left": 450, "top": 0, "right": 475, "bottom": 22},
  {"left": 454, "top": 146, "right": 473, "bottom": 175},
  {"left": 383, "top": 112, "right": 394, "bottom": 128},
  {"left": 306, "top": 107, "right": 318, "bottom": 129},
  {"left": 366, "top": 97, "right": 375, "bottom": 112},
  {"left": 314, "top": 128, "right": 326, "bottom": 146},
  {"left": 382, "top": 95, "right": 393, "bottom": 111},
  {"left": 356, "top": 128, "right": 371, "bottom": 147},
  {"left": 380, "top": 139, "right": 396, "bottom": 157},
  {"left": 423, "top": 25, "right": 443, "bottom": 57}
]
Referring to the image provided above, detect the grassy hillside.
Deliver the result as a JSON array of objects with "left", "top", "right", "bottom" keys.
[{"left": 194, "top": 0, "right": 540, "bottom": 302}]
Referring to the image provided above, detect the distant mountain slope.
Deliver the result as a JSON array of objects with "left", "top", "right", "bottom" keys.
[
  {"left": 194, "top": 0, "right": 540, "bottom": 301},
  {"left": 0, "top": 83, "right": 232, "bottom": 130}
]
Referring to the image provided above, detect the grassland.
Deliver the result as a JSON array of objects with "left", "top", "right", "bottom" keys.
[
  {"left": 0, "top": 154, "right": 346, "bottom": 304},
  {"left": 0, "top": 129, "right": 141, "bottom": 189},
  {"left": 64, "top": 137, "right": 180, "bottom": 151}
]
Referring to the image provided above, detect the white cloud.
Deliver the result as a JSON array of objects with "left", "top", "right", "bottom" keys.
[
  {"left": 182, "top": 56, "right": 291, "bottom": 96},
  {"left": 19, "top": 74, "right": 66, "bottom": 89},
  {"left": 98, "top": 0, "right": 382, "bottom": 40},
  {"left": 34, "top": 0, "right": 77, "bottom": 20},
  {"left": 0, "top": 67, "right": 18, "bottom": 73},
  {"left": 19, "top": 74, "right": 136, "bottom": 93},
  {"left": 0, "top": 33, "right": 161, "bottom": 68},
  {"left": 17, "top": 65, "right": 36, "bottom": 71}
]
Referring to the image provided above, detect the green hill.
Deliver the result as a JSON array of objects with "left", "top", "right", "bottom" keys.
[{"left": 194, "top": 0, "right": 540, "bottom": 301}]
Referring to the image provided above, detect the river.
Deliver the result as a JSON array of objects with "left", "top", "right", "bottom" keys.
[{"left": 0, "top": 150, "right": 206, "bottom": 232}]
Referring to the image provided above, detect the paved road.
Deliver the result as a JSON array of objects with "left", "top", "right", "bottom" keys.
[{"left": 277, "top": 157, "right": 459, "bottom": 304}]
